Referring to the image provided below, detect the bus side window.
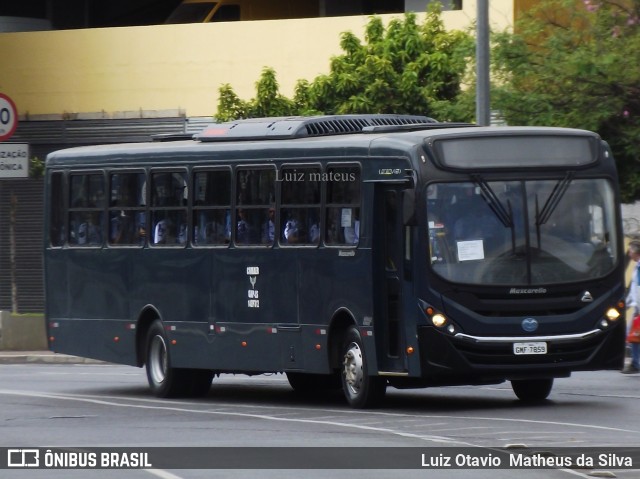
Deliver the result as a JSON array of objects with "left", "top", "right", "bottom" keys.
[
  {"left": 108, "top": 171, "right": 146, "bottom": 246},
  {"left": 68, "top": 173, "right": 105, "bottom": 247},
  {"left": 325, "top": 165, "right": 361, "bottom": 246},
  {"left": 280, "top": 165, "right": 321, "bottom": 246},
  {"left": 193, "top": 169, "right": 231, "bottom": 246},
  {"left": 150, "top": 170, "right": 188, "bottom": 246},
  {"left": 235, "top": 167, "right": 275, "bottom": 246},
  {"left": 48, "top": 172, "right": 65, "bottom": 247}
]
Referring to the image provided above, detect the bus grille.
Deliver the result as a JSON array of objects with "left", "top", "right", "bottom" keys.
[{"left": 444, "top": 290, "right": 589, "bottom": 317}]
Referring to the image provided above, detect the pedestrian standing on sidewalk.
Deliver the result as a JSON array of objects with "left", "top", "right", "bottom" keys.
[{"left": 623, "top": 240, "right": 640, "bottom": 374}]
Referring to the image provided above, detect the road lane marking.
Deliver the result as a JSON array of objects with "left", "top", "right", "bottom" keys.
[
  {"left": 2, "top": 388, "right": 637, "bottom": 436},
  {"left": 1, "top": 388, "right": 636, "bottom": 479},
  {"left": 145, "top": 470, "right": 184, "bottom": 479},
  {"left": 0, "top": 389, "right": 493, "bottom": 446}
]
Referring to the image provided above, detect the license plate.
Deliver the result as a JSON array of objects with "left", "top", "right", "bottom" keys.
[{"left": 513, "top": 342, "right": 547, "bottom": 355}]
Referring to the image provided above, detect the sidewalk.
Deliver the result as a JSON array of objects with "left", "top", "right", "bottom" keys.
[{"left": 0, "top": 350, "right": 104, "bottom": 364}]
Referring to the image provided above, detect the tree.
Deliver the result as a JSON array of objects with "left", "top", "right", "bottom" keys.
[
  {"left": 216, "top": 68, "right": 295, "bottom": 122},
  {"left": 216, "top": 5, "right": 475, "bottom": 123},
  {"left": 492, "top": 0, "right": 640, "bottom": 201},
  {"left": 29, "top": 156, "right": 44, "bottom": 178}
]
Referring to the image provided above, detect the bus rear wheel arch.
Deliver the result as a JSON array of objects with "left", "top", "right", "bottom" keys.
[{"left": 145, "top": 319, "right": 213, "bottom": 398}]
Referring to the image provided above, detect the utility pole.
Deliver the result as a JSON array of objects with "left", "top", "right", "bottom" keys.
[
  {"left": 476, "top": 0, "right": 491, "bottom": 126},
  {"left": 10, "top": 192, "right": 18, "bottom": 314}
]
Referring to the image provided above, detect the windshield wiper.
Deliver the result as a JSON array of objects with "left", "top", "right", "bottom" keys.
[
  {"left": 535, "top": 172, "right": 574, "bottom": 226},
  {"left": 471, "top": 174, "right": 513, "bottom": 228},
  {"left": 471, "top": 174, "right": 516, "bottom": 253},
  {"left": 535, "top": 172, "right": 574, "bottom": 248}
]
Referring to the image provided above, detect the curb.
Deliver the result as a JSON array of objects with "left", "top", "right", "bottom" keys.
[{"left": 0, "top": 352, "right": 106, "bottom": 365}]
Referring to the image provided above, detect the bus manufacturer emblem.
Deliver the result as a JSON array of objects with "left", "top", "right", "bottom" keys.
[
  {"left": 521, "top": 318, "right": 539, "bottom": 332},
  {"left": 581, "top": 291, "right": 593, "bottom": 302}
]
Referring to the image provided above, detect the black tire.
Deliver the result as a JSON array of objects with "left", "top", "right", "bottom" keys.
[
  {"left": 145, "top": 319, "right": 213, "bottom": 398},
  {"left": 511, "top": 378, "right": 554, "bottom": 402},
  {"left": 340, "top": 325, "right": 386, "bottom": 408},
  {"left": 286, "top": 372, "right": 341, "bottom": 395},
  {"left": 186, "top": 369, "right": 215, "bottom": 397}
]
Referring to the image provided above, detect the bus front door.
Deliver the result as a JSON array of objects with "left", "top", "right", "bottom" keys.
[{"left": 374, "top": 188, "right": 406, "bottom": 372}]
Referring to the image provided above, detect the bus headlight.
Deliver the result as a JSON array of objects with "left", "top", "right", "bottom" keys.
[
  {"left": 432, "top": 313, "right": 447, "bottom": 328},
  {"left": 605, "top": 308, "right": 620, "bottom": 321},
  {"left": 420, "top": 300, "right": 456, "bottom": 332}
]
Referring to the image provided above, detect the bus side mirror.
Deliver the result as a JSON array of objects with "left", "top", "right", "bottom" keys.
[{"left": 403, "top": 189, "right": 417, "bottom": 226}]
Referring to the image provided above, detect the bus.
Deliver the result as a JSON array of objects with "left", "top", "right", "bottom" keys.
[{"left": 44, "top": 114, "right": 626, "bottom": 408}]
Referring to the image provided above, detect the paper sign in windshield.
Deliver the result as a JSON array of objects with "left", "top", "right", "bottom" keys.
[{"left": 457, "top": 240, "right": 485, "bottom": 261}]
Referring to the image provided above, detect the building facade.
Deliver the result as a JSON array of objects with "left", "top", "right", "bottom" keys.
[{"left": 0, "top": 0, "right": 515, "bottom": 312}]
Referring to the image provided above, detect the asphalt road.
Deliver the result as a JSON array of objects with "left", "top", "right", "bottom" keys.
[{"left": 0, "top": 363, "right": 639, "bottom": 479}]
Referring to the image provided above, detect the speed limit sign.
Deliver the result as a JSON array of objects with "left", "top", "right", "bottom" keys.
[{"left": 0, "top": 93, "right": 18, "bottom": 142}]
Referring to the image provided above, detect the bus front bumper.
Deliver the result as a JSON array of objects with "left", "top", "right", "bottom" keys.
[{"left": 414, "top": 323, "right": 625, "bottom": 385}]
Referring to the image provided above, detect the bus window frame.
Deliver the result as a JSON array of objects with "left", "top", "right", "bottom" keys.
[
  {"left": 107, "top": 168, "right": 147, "bottom": 248},
  {"left": 47, "top": 170, "right": 66, "bottom": 249},
  {"left": 278, "top": 162, "right": 323, "bottom": 249},
  {"left": 323, "top": 162, "right": 362, "bottom": 249},
  {"left": 192, "top": 165, "right": 232, "bottom": 248},
  {"left": 148, "top": 167, "right": 189, "bottom": 248},
  {"left": 233, "top": 164, "right": 277, "bottom": 248},
  {"left": 67, "top": 169, "right": 107, "bottom": 248}
]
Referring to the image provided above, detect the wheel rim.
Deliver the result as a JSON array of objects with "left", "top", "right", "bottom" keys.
[
  {"left": 343, "top": 341, "right": 364, "bottom": 397},
  {"left": 149, "top": 334, "right": 168, "bottom": 386}
]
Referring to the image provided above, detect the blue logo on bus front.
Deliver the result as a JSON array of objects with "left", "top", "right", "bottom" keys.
[{"left": 521, "top": 318, "right": 539, "bottom": 332}]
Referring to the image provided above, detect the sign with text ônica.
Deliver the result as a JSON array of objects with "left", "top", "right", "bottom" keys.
[{"left": 0, "top": 144, "right": 29, "bottom": 178}]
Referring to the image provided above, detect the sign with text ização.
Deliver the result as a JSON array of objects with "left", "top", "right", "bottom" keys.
[{"left": 0, "top": 143, "right": 29, "bottom": 178}]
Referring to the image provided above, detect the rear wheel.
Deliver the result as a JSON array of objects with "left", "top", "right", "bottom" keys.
[
  {"left": 511, "top": 378, "right": 554, "bottom": 402},
  {"left": 340, "top": 326, "right": 386, "bottom": 408},
  {"left": 145, "top": 319, "right": 213, "bottom": 398}
]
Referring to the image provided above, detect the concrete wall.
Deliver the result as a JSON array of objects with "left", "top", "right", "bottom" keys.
[
  {"left": 0, "top": 1, "right": 513, "bottom": 119},
  {"left": 0, "top": 311, "right": 47, "bottom": 350}
]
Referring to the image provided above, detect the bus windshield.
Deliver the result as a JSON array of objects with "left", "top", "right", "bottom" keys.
[{"left": 427, "top": 178, "right": 618, "bottom": 285}]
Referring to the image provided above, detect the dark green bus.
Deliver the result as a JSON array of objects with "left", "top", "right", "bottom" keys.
[{"left": 44, "top": 115, "right": 626, "bottom": 408}]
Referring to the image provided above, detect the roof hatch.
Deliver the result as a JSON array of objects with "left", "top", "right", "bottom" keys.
[{"left": 196, "top": 114, "right": 438, "bottom": 142}]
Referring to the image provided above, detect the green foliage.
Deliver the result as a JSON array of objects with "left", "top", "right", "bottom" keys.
[
  {"left": 216, "top": 84, "right": 247, "bottom": 122},
  {"left": 29, "top": 157, "right": 44, "bottom": 178},
  {"left": 215, "top": 5, "right": 475, "bottom": 122},
  {"left": 216, "top": 68, "right": 294, "bottom": 121},
  {"left": 492, "top": 0, "right": 640, "bottom": 201}
]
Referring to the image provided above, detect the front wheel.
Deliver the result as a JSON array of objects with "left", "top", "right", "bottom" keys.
[
  {"left": 340, "top": 326, "right": 386, "bottom": 408},
  {"left": 145, "top": 319, "right": 213, "bottom": 398},
  {"left": 511, "top": 378, "right": 554, "bottom": 402}
]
